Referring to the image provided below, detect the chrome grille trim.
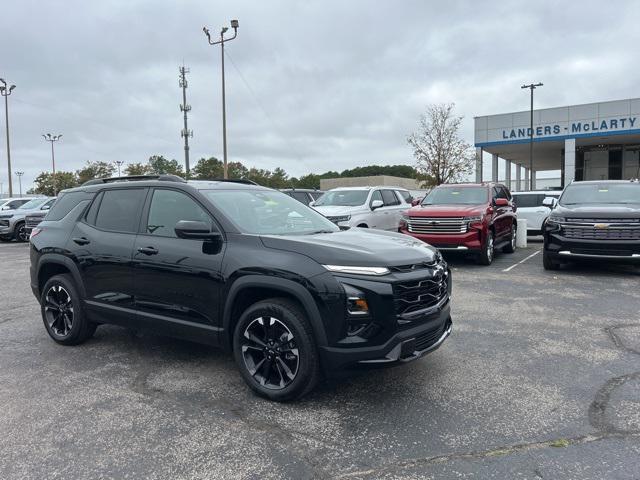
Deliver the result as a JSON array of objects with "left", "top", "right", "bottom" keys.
[{"left": 407, "top": 217, "right": 467, "bottom": 234}]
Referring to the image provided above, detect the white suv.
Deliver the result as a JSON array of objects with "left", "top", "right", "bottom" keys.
[
  {"left": 511, "top": 190, "right": 561, "bottom": 234},
  {"left": 311, "top": 186, "right": 412, "bottom": 230}
]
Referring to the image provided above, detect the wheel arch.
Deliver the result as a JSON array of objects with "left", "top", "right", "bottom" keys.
[
  {"left": 222, "top": 276, "right": 328, "bottom": 352},
  {"left": 37, "top": 255, "right": 86, "bottom": 299}
]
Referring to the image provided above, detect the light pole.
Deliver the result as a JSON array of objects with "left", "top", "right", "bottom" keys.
[
  {"left": 114, "top": 160, "right": 124, "bottom": 177},
  {"left": 42, "top": 134, "right": 62, "bottom": 195},
  {"left": 203, "top": 19, "right": 239, "bottom": 179},
  {"left": 521, "top": 82, "right": 543, "bottom": 191},
  {"left": 15, "top": 171, "right": 23, "bottom": 196},
  {"left": 0, "top": 78, "right": 16, "bottom": 197}
]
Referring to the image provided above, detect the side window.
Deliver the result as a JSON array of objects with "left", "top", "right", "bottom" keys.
[
  {"left": 291, "top": 192, "right": 310, "bottom": 204},
  {"left": 370, "top": 190, "right": 383, "bottom": 205},
  {"left": 397, "top": 190, "right": 413, "bottom": 203},
  {"left": 146, "top": 189, "right": 212, "bottom": 237},
  {"left": 85, "top": 192, "right": 103, "bottom": 225},
  {"left": 493, "top": 187, "right": 508, "bottom": 200},
  {"left": 94, "top": 189, "right": 147, "bottom": 233},
  {"left": 381, "top": 189, "right": 400, "bottom": 206},
  {"left": 502, "top": 187, "right": 512, "bottom": 200},
  {"left": 310, "top": 192, "right": 323, "bottom": 201},
  {"left": 45, "top": 192, "right": 91, "bottom": 221}
]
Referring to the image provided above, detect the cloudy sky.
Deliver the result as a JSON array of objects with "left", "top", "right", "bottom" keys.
[{"left": 1, "top": 0, "right": 639, "bottom": 192}]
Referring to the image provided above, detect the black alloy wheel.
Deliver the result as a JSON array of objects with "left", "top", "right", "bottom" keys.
[
  {"left": 241, "top": 316, "right": 299, "bottom": 390},
  {"left": 44, "top": 285, "right": 74, "bottom": 337},
  {"left": 15, "top": 222, "right": 28, "bottom": 242}
]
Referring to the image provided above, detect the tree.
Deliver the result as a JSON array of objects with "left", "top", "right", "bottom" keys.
[
  {"left": 192, "top": 157, "right": 224, "bottom": 180},
  {"left": 76, "top": 161, "right": 116, "bottom": 184},
  {"left": 32, "top": 171, "right": 79, "bottom": 196},
  {"left": 125, "top": 162, "right": 153, "bottom": 176},
  {"left": 295, "top": 174, "right": 321, "bottom": 189},
  {"left": 408, "top": 103, "right": 474, "bottom": 187},
  {"left": 147, "top": 155, "right": 184, "bottom": 176}
]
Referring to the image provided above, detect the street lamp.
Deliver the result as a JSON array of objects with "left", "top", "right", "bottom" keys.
[
  {"left": 203, "top": 19, "right": 239, "bottom": 179},
  {"left": 42, "top": 133, "right": 62, "bottom": 195},
  {"left": 114, "top": 160, "right": 124, "bottom": 177},
  {"left": 0, "top": 78, "right": 16, "bottom": 197},
  {"left": 521, "top": 82, "right": 543, "bottom": 191},
  {"left": 14, "top": 171, "right": 24, "bottom": 197}
]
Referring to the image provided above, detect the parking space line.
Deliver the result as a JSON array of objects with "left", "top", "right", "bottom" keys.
[{"left": 502, "top": 249, "right": 541, "bottom": 272}]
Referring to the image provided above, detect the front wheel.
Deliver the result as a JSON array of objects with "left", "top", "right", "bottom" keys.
[
  {"left": 543, "top": 250, "right": 561, "bottom": 270},
  {"left": 477, "top": 231, "right": 494, "bottom": 265},
  {"left": 233, "top": 298, "right": 320, "bottom": 402},
  {"left": 14, "top": 222, "right": 28, "bottom": 242},
  {"left": 503, "top": 223, "right": 517, "bottom": 253}
]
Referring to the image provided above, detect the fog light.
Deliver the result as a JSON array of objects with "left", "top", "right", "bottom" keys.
[{"left": 347, "top": 296, "right": 369, "bottom": 316}]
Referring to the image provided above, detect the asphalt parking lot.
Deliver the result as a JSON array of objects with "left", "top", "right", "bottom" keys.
[{"left": 1, "top": 240, "right": 639, "bottom": 479}]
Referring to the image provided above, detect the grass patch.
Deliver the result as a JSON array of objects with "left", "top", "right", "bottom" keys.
[{"left": 549, "top": 438, "right": 570, "bottom": 448}]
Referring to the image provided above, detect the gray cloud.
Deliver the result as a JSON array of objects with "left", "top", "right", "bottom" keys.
[{"left": 1, "top": 0, "right": 639, "bottom": 191}]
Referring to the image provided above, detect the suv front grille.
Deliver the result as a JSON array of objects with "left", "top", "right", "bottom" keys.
[
  {"left": 408, "top": 217, "right": 467, "bottom": 234},
  {"left": 562, "top": 224, "right": 640, "bottom": 240},
  {"left": 393, "top": 270, "right": 449, "bottom": 317},
  {"left": 0, "top": 219, "right": 9, "bottom": 227}
]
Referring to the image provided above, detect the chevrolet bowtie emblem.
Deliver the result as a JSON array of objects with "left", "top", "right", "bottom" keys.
[{"left": 594, "top": 223, "right": 609, "bottom": 229}]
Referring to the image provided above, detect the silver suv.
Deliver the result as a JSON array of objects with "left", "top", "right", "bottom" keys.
[{"left": 0, "top": 197, "right": 56, "bottom": 242}]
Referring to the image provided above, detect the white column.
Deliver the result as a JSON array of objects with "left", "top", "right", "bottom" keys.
[
  {"left": 492, "top": 154, "right": 499, "bottom": 182},
  {"left": 564, "top": 138, "right": 576, "bottom": 185},
  {"left": 475, "top": 147, "right": 483, "bottom": 183},
  {"left": 515, "top": 165, "right": 521, "bottom": 192},
  {"left": 531, "top": 169, "right": 536, "bottom": 190},
  {"left": 524, "top": 168, "right": 530, "bottom": 191},
  {"left": 505, "top": 160, "right": 512, "bottom": 190}
]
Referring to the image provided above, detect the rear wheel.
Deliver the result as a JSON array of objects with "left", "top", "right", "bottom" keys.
[
  {"left": 503, "top": 223, "right": 517, "bottom": 253},
  {"left": 477, "top": 231, "right": 494, "bottom": 265},
  {"left": 233, "top": 298, "right": 320, "bottom": 401},
  {"left": 543, "top": 250, "right": 560, "bottom": 270},
  {"left": 40, "top": 274, "right": 97, "bottom": 345}
]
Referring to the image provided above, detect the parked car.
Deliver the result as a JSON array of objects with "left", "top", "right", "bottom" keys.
[
  {"left": 0, "top": 197, "right": 56, "bottom": 242},
  {"left": 280, "top": 188, "right": 324, "bottom": 205},
  {"left": 311, "top": 186, "right": 412, "bottom": 230},
  {"left": 543, "top": 180, "right": 640, "bottom": 270},
  {"left": 511, "top": 190, "right": 561, "bottom": 235},
  {"left": 0, "top": 197, "right": 32, "bottom": 211},
  {"left": 30, "top": 175, "right": 452, "bottom": 401},
  {"left": 25, "top": 211, "right": 48, "bottom": 236},
  {"left": 399, "top": 183, "right": 517, "bottom": 265}
]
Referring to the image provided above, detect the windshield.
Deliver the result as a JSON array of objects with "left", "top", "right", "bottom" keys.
[
  {"left": 202, "top": 189, "right": 340, "bottom": 235},
  {"left": 314, "top": 190, "right": 369, "bottom": 207},
  {"left": 18, "top": 198, "right": 49, "bottom": 210},
  {"left": 560, "top": 183, "right": 640, "bottom": 205},
  {"left": 422, "top": 186, "right": 488, "bottom": 205}
]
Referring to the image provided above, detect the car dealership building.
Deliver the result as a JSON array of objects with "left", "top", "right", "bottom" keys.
[{"left": 474, "top": 97, "right": 640, "bottom": 191}]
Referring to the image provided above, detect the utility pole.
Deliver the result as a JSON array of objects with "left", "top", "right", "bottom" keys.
[
  {"left": 0, "top": 78, "right": 16, "bottom": 197},
  {"left": 521, "top": 82, "right": 543, "bottom": 191},
  {"left": 178, "top": 66, "right": 193, "bottom": 177},
  {"left": 203, "top": 19, "right": 239, "bottom": 179},
  {"left": 15, "top": 171, "right": 23, "bottom": 196},
  {"left": 42, "top": 134, "right": 62, "bottom": 195},
  {"left": 114, "top": 160, "right": 124, "bottom": 177}
]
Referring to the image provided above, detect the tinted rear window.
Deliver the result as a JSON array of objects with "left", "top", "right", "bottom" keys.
[
  {"left": 45, "top": 192, "right": 90, "bottom": 221},
  {"left": 94, "top": 189, "right": 146, "bottom": 233},
  {"left": 512, "top": 194, "right": 540, "bottom": 208}
]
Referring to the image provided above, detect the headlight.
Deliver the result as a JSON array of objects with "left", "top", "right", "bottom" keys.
[
  {"left": 323, "top": 265, "right": 390, "bottom": 276},
  {"left": 547, "top": 215, "right": 565, "bottom": 224},
  {"left": 464, "top": 215, "right": 483, "bottom": 222},
  {"left": 328, "top": 215, "right": 351, "bottom": 224}
]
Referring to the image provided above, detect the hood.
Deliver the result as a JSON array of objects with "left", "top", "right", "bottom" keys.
[
  {"left": 0, "top": 206, "right": 46, "bottom": 217},
  {"left": 556, "top": 203, "right": 640, "bottom": 219},
  {"left": 408, "top": 204, "right": 486, "bottom": 217},
  {"left": 260, "top": 228, "right": 438, "bottom": 267},
  {"left": 312, "top": 205, "right": 366, "bottom": 216}
]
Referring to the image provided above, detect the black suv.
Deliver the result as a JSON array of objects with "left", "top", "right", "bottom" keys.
[
  {"left": 30, "top": 175, "right": 452, "bottom": 401},
  {"left": 543, "top": 180, "right": 640, "bottom": 270}
]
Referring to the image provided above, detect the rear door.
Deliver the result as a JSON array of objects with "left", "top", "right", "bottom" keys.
[
  {"left": 380, "top": 189, "right": 403, "bottom": 230},
  {"left": 132, "top": 188, "right": 226, "bottom": 345},
  {"left": 492, "top": 187, "right": 510, "bottom": 240},
  {"left": 68, "top": 187, "right": 147, "bottom": 325}
]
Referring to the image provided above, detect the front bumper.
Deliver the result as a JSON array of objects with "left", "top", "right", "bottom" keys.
[
  {"left": 545, "top": 231, "right": 640, "bottom": 262},
  {"left": 320, "top": 302, "right": 452, "bottom": 376},
  {"left": 400, "top": 228, "right": 483, "bottom": 251}
]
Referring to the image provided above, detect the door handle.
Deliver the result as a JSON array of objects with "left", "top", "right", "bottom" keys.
[
  {"left": 137, "top": 246, "right": 158, "bottom": 255},
  {"left": 72, "top": 237, "right": 90, "bottom": 245}
]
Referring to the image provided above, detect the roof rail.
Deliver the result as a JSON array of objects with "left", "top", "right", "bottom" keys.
[
  {"left": 208, "top": 178, "right": 259, "bottom": 185},
  {"left": 82, "top": 174, "right": 186, "bottom": 186}
]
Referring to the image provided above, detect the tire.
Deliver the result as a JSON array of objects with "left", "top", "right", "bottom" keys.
[
  {"left": 233, "top": 298, "right": 320, "bottom": 402},
  {"left": 40, "top": 274, "right": 97, "bottom": 345},
  {"left": 502, "top": 223, "right": 517, "bottom": 253},
  {"left": 543, "top": 250, "right": 560, "bottom": 271},
  {"left": 477, "top": 230, "right": 494, "bottom": 265},
  {"left": 13, "top": 222, "right": 28, "bottom": 242}
]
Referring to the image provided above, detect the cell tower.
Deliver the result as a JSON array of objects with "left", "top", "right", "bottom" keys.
[{"left": 179, "top": 66, "right": 193, "bottom": 176}]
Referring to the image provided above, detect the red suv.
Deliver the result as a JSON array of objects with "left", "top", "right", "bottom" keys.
[{"left": 399, "top": 183, "right": 517, "bottom": 265}]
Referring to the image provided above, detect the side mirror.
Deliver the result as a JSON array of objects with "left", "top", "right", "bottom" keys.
[
  {"left": 495, "top": 198, "right": 509, "bottom": 207},
  {"left": 174, "top": 220, "right": 221, "bottom": 240},
  {"left": 371, "top": 199, "right": 384, "bottom": 210},
  {"left": 542, "top": 197, "right": 557, "bottom": 208},
  {"left": 41, "top": 205, "right": 51, "bottom": 211}
]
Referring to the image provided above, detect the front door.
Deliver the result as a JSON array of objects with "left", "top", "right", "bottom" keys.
[
  {"left": 133, "top": 188, "right": 226, "bottom": 345},
  {"left": 68, "top": 187, "right": 147, "bottom": 325}
]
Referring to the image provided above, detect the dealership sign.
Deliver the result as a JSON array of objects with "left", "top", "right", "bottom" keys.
[{"left": 502, "top": 116, "right": 638, "bottom": 140}]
